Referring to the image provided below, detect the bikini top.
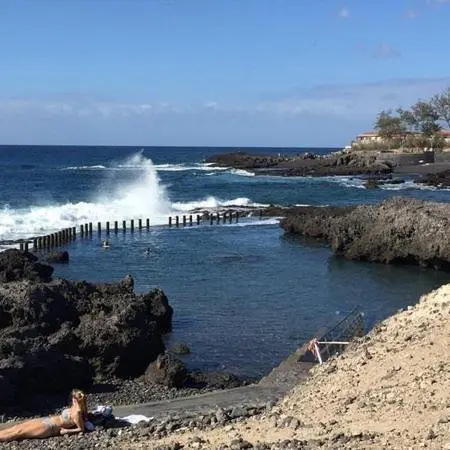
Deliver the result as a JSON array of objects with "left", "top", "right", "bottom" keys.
[{"left": 60, "top": 408, "right": 76, "bottom": 427}]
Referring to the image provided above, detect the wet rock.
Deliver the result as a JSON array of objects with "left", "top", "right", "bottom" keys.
[
  {"left": 170, "top": 342, "right": 191, "bottom": 355},
  {"left": 363, "top": 178, "right": 380, "bottom": 189},
  {"left": 280, "top": 197, "right": 450, "bottom": 271},
  {"left": 0, "top": 257, "right": 172, "bottom": 403},
  {"left": 46, "top": 251, "right": 69, "bottom": 264},
  {"left": 416, "top": 169, "right": 450, "bottom": 188},
  {"left": 144, "top": 352, "right": 188, "bottom": 388},
  {"left": 0, "top": 249, "right": 53, "bottom": 283},
  {"left": 206, "top": 151, "right": 394, "bottom": 177},
  {"left": 143, "top": 288, "right": 173, "bottom": 333},
  {"left": 186, "top": 371, "right": 247, "bottom": 389}
]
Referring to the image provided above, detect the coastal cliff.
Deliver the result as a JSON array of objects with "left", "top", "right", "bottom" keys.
[
  {"left": 280, "top": 197, "right": 450, "bottom": 270},
  {"left": 0, "top": 250, "right": 173, "bottom": 405}
]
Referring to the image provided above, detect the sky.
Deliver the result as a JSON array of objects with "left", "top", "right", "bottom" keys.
[{"left": 0, "top": 0, "right": 450, "bottom": 147}]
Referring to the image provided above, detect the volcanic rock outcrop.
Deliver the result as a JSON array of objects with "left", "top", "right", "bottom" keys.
[
  {"left": 205, "top": 151, "right": 394, "bottom": 176},
  {"left": 280, "top": 197, "right": 450, "bottom": 270},
  {"left": 416, "top": 168, "right": 450, "bottom": 188},
  {"left": 0, "top": 250, "right": 173, "bottom": 405}
]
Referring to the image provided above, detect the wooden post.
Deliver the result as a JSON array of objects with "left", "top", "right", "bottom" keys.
[
  {"left": 259, "top": 209, "right": 263, "bottom": 219},
  {"left": 182, "top": 215, "right": 186, "bottom": 226},
  {"left": 197, "top": 214, "right": 201, "bottom": 225},
  {"left": 19, "top": 242, "right": 24, "bottom": 251},
  {"left": 175, "top": 216, "right": 179, "bottom": 227},
  {"left": 138, "top": 219, "right": 142, "bottom": 230},
  {"left": 216, "top": 213, "right": 220, "bottom": 224},
  {"left": 97, "top": 222, "right": 101, "bottom": 233},
  {"left": 114, "top": 221, "right": 118, "bottom": 233},
  {"left": 72, "top": 227, "right": 76, "bottom": 238},
  {"left": 38, "top": 237, "right": 42, "bottom": 250},
  {"left": 24, "top": 241, "right": 29, "bottom": 252},
  {"left": 229, "top": 210, "right": 232, "bottom": 224},
  {"left": 122, "top": 220, "right": 126, "bottom": 232},
  {"left": 236, "top": 211, "right": 239, "bottom": 223},
  {"left": 105, "top": 221, "right": 110, "bottom": 233},
  {"left": 80, "top": 224, "right": 84, "bottom": 236},
  {"left": 169, "top": 217, "right": 172, "bottom": 227},
  {"left": 189, "top": 215, "right": 193, "bottom": 226},
  {"left": 210, "top": 213, "right": 213, "bottom": 225},
  {"left": 88, "top": 222, "right": 93, "bottom": 234},
  {"left": 146, "top": 218, "right": 150, "bottom": 229},
  {"left": 130, "top": 219, "right": 134, "bottom": 231}
]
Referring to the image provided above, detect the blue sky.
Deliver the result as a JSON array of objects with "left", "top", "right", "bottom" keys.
[{"left": 0, "top": 0, "right": 449, "bottom": 147}]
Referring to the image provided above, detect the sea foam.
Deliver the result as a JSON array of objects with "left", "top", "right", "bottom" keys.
[{"left": 0, "top": 153, "right": 266, "bottom": 241}]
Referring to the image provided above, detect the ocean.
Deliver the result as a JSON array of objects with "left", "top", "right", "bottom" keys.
[{"left": 0, "top": 145, "right": 449, "bottom": 377}]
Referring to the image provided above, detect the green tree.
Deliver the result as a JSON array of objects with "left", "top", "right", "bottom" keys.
[
  {"left": 431, "top": 87, "right": 450, "bottom": 129},
  {"left": 410, "top": 100, "right": 441, "bottom": 137},
  {"left": 397, "top": 108, "right": 416, "bottom": 132},
  {"left": 374, "top": 110, "right": 406, "bottom": 141}
]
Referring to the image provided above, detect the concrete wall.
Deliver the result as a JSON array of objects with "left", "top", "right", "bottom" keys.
[
  {"left": 375, "top": 151, "right": 435, "bottom": 166},
  {"left": 435, "top": 150, "right": 450, "bottom": 163}
]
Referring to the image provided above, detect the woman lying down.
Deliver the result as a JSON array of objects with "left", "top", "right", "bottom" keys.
[{"left": 0, "top": 389, "right": 90, "bottom": 442}]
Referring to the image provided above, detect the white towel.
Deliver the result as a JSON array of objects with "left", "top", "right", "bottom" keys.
[
  {"left": 92, "top": 405, "right": 113, "bottom": 416},
  {"left": 119, "top": 414, "right": 154, "bottom": 425}
]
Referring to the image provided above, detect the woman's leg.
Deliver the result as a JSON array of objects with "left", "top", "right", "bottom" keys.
[{"left": 0, "top": 418, "right": 56, "bottom": 442}]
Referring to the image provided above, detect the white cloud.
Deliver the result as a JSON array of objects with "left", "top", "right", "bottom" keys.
[
  {"left": 0, "top": 98, "right": 176, "bottom": 119},
  {"left": 338, "top": 7, "right": 350, "bottom": 18},
  {"left": 0, "top": 78, "right": 449, "bottom": 146},
  {"left": 372, "top": 43, "right": 401, "bottom": 59},
  {"left": 405, "top": 9, "right": 418, "bottom": 19},
  {"left": 252, "top": 78, "right": 450, "bottom": 118}
]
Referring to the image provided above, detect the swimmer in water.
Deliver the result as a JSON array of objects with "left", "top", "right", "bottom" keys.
[
  {"left": 102, "top": 240, "right": 110, "bottom": 248},
  {"left": 145, "top": 247, "right": 150, "bottom": 255}
]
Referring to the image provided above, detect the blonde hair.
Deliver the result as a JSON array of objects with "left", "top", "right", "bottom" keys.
[{"left": 71, "top": 389, "right": 88, "bottom": 415}]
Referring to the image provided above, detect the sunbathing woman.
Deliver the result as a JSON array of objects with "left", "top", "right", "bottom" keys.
[{"left": 0, "top": 389, "right": 87, "bottom": 442}]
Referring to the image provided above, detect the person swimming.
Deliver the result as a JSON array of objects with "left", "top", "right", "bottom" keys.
[
  {"left": 145, "top": 247, "right": 150, "bottom": 255},
  {"left": 102, "top": 240, "right": 110, "bottom": 248}
]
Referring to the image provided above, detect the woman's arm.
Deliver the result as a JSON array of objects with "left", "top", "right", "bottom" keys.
[{"left": 60, "top": 427, "right": 83, "bottom": 435}]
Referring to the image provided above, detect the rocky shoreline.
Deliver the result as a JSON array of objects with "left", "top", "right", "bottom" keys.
[
  {"left": 4, "top": 284, "right": 447, "bottom": 449},
  {"left": 0, "top": 250, "right": 251, "bottom": 424},
  {"left": 205, "top": 151, "right": 394, "bottom": 177},
  {"left": 278, "top": 197, "right": 450, "bottom": 271},
  {"left": 205, "top": 150, "right": 450, "bottom": 188}
]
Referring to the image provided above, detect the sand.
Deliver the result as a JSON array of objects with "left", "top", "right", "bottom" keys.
[{"left": 134, "top": 283, "right": 450, "bottom": 449}]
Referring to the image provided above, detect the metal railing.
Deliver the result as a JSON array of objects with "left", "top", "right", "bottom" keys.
[{"left": 300, "top": 308, "right": 364, "bottom": 364}]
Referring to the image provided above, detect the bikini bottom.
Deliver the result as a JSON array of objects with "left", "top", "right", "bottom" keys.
[{"left": 42, "top": 417, "right": 59, "bottom": 434}]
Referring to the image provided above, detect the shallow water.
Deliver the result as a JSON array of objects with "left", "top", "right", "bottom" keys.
[
  {"left": 1, "top": 145, "right": 449, "bottom": 377},
  {"left": 52, "top": 220, "right": 449, "bottom": 377}
]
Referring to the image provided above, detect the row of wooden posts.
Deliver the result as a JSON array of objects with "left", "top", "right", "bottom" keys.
[{"left": 19, "top": 210, "right": 251, "bottom": 252}]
